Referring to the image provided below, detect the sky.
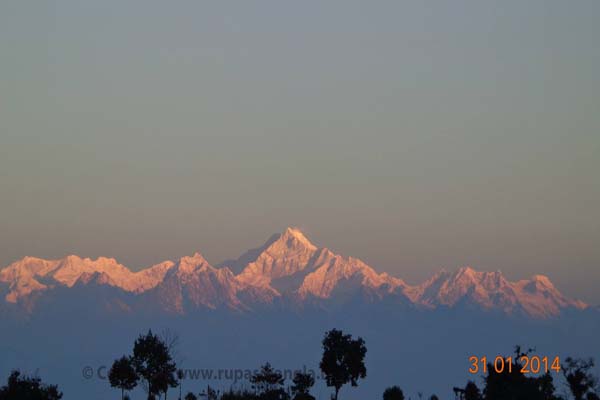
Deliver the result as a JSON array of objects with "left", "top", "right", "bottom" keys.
[{"left": 1, "top": 1, "right": 599, "bottom": 303}]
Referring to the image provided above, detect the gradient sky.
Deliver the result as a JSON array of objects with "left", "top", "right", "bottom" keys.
[{"left": 1, "top": 1, "right": 599, "bottom": 303}]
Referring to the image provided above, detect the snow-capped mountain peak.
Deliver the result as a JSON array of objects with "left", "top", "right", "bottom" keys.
[
  {"left": 280, "top": 227, "right": 317, "bottom": 250},
  {"left": 0, "top": 229, "right": 588, "bottom": 318},
  {"left": 0, "top": 254, "right": 173, "bottom": 302},
  {"left": 174, "top": 252, "right": 212, "bottom": 275},
  {"left": 236, "top": 227, "right": 319, "bottom": 288}
]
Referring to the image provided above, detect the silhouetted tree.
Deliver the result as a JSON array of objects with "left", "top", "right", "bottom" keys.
[
  {"left": 221, "top": 389, "right": 260, "bottom": 400},
  {"left": 251, "top": 363, "right": 285, "bottom": 392},
  {"left": 131, "top": 330, "right": 179, "bottom": 400},
  {"left": 177, "top": 369, "right": 184, "bottom": 400},
  {"left": 320, "top": 329, "right": 367, "bottom": 400},
  {"left": 464, "top": 381, "right": 482, "bottom": 400},
  {"left": 206, "top": 385, "right": 219, "bottom": 400},
  {"left": 382, "top": 386, "right": 404, "bottom": 400},
  {"left": 291, "top": 372, "right": 315, "bottom": 400},
  {"left": 537, "top": 372, "right": 560, "bottom": 400},
  {"left": 251, "top": 363, "right": 288, "bottom": 400},
  {"left": 109, "top": 356, "right": 138, "bottom": 400},
  {"left": 563, "top": 357, "right": 598, "bottom": 400},
  {"left": 184, "top": 392, "right": 198, "bottom": 400},
  {"left": 483, "top": 346, "right": 561, "bottom": 400},
  {"left": 0, "top": 370, "right": 62, "bottom": 400}
]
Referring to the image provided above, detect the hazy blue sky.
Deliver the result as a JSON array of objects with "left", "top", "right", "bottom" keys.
[{"left": 1, "top": 1, "right": 599, "bottom": 302}]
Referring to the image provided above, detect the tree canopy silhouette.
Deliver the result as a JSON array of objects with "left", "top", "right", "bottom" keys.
[
  {"left": 130, "top": 330, "right": 178, "bottom": 400},
  {"left": 250, "top": 363, "right": 288, "bottom": 400},
  {"left": 185, "top": 392, "right": 198, "bottom": 400},
  {"left": 221, "top": 389, "right": 259, "bottom": 400},
  {"left": 382, "top": 385, "right": 404, "bottom": 400},
  {"left": 291, "top": 372, "right": 315, "bottom": 400},
  {"left": 464, "top": 381, "right": 482, "bottom": 400},
  {"left": 109, "top": 356, "right": 138, "bottom": 400},
  {"left": 563, "top": 357, "right": 599, "bottom": 400},
  {"left": 320, "top": 329, "right": 367, "bottom": 400},
  {"left": 0, "top": 370, "right": 62, "bottom": 400},
  {"left": 483, "top": 346, "right": 561, "bottom": 400}
]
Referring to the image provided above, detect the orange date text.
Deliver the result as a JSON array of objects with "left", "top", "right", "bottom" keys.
[{"left": 468, "top": 355, "right": 561, "bottom": 375}]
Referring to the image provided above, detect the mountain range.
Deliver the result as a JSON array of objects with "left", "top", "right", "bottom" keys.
[{"left": 0, "top": 227, "right": 587, "bottom": 319}]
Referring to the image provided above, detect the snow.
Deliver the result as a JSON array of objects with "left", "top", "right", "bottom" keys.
[{"left": 0, "top": 227, "right": 587, "bottom": 318}]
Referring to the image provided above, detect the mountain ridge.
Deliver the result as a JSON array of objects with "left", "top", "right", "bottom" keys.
[{"left": 0, "top": 227, "right": 587, "bottom": 318}]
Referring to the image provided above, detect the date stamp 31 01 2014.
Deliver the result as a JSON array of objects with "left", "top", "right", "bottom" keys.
[{"left": 468, "top": 355, "right": 561, "bottom": 375}]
